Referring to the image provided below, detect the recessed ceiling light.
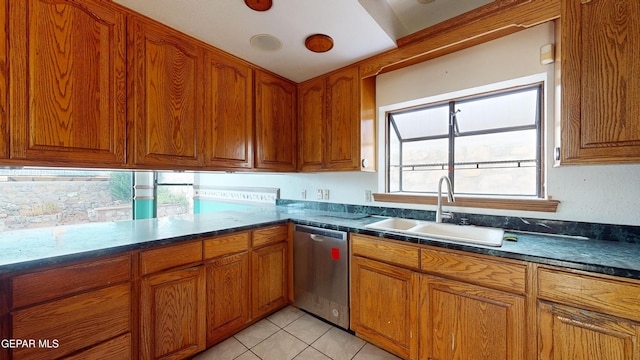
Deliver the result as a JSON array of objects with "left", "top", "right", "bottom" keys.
[
  {"left": 244, "top": 0, "right": 272, "bottom": 11},
  {"left": 305, "top": 34, "right": 334, "bottom": 53},
  {"left": 250, "top": 34, "right": 282, "bottom": 52}
]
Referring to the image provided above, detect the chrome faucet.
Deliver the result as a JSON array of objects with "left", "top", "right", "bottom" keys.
[{"left": 436, "top": 175, "right": 455, "bottom": 223}]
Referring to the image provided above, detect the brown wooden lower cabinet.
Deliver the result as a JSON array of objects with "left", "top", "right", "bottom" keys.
[
  {"left": 205, "top": 251, "right": 251, "bottom": 345},
  {"left": 251, "top": 241, "right": 288, "bottom": 319},
  {"left": 350, "top": 234, "right": 527, "bottom": 360},
  {"left": 538, "top": 301, "right": 640, "bottom": 360},
  {"left": 2, "top": 226, "right": 292, "bottom": 360},
  {"left": 350, "top": 255, "right": 418, "bottom": 360},
  {"left": 420, "top": 275, "right": 526, "bottom": 360},
  {"left": 140, "top": 266, "right": 206, "bottom": 360},
  {"left": 6, "top": 228, "right": 640, "bottom": 360},
  {"left": 63, "top": 333, "right": 132, "bottom": 360},
  {"left": 11, "top": 283, "right": 131, "bottom": 360},
  {"left": 7, "top": 253, "right": 133, "bottom": 360},
  {"left": 537, "top": 267, "right": 640, "bottom": 360},
  {"left": 350, "top": 234, "right": 640, "bottom": 360}
]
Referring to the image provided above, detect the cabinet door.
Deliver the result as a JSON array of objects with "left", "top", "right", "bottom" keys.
[
  {"left": 560, "top": 0, "right": 640, "bottom": 163},
  {"left": 298, "top": 76, "right": 326, "bottom": 171},
  {"left": 351, "top": 256, "right": 418, "bottom": 360},
  {"left": 130, "top": 17, "right": 205, "bottom": 167},
  {"left": 9, "top": 0, "right": 126, "bottom": 166},
  {"left": 140, "top": 266, "right": 206, "bottom": 360},
  {"left": 254, "top": 70, "right": 297, "bottom": 171},
  {"left": 205, "top": 51, "right": 253, "bottom": 169},
  {"left": 326, "top": 66, "right": 360, "bottom": 170},
  {"left": 539, "top": 301, "right": 640, "bottom": 360},
  {"left": 420, "top": 275, "right": 526, "bottom": 360},
  {"left": 251, "top": 241, "right": 288, "bottom": 318},
  {"left": 205, "top": 252, "right": 250, "bottom": 345},
  {"left": 0, "top": 0, "right": 7, "bottom": 160}
]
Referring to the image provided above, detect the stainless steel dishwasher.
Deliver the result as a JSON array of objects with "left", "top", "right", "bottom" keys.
[{"left": 293, "top": 225, "right": 349, "bottom": 329}]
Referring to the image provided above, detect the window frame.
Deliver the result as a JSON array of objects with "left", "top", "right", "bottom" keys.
[{"left": 377, "top": 82, "right": 559, "bottom": 212}]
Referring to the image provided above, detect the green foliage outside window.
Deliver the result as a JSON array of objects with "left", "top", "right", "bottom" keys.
[
  {"left": 157, "top": 187, "right": 189, "bottom": 205},
  {"left": 110, "top": 172, "right": 133, "bottom": 202}
]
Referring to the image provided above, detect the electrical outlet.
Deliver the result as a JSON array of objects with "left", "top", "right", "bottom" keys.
[
  {"left": 365, "top": 190, "right": 372, "bottom": 202},
  {"left": 317, "top": 189, "right": 323, "bottom": 200},
  {"left": 323, "top": 189, "right": 330, "bottom": 200},
  {"left": 301, "top": 190, "right": 306, "bottom": 199}
]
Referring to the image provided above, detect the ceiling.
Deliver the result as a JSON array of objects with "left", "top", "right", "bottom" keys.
[{"left": 113, "top": 0, "right": 492, "bottom": 83}]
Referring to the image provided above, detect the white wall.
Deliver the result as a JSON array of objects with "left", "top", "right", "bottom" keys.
[
  {"left": 200, "top": 22, "right": 640, "bottom": 226},
  {"left": 198, "top": 171, "right": 378, "bottom": 205}
]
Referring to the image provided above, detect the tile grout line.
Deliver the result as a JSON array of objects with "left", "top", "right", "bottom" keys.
[
  {"left": 240, "top": 312, "right": 308, "bottom": 360},
  {"left": 349, "top": 342, "right": 368, "bottom": 360},
  {"left": 229, "top": 307, "right": 382, "bottom": 360}
]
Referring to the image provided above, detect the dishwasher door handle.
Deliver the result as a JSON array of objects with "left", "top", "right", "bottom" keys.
[{"left": 310, "top": 234, "right": 328, "bottom": 242}]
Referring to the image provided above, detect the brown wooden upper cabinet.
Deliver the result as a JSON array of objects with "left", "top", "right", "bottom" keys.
[
  {"left": 298, "top": 76, "right": 326, "bottom": 171},
  {"left": 0, "top": 0, "right": 8, "bottom": 160},
  {"left": 129, "top": 16, "right": 206, "bottom": 168},
  {"left": 254, "top": 70, "right": 297, "bottom": 171},
  {"left": 559, "top": 0, "right": 640, "bottom": 164},
  {"left": 298, "top": 66, "right": 376, "bottom": 171},
  {"left": 204, "top": 51, "right": 254, "bottom": 169},
  {"left": 8, "top": 0, "right": 127, "bottom": 166}
]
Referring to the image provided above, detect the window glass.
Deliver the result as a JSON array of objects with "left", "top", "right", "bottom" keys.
[
  {"left": 386, "top": 83, "right": 542, "bottom": 197},
  {"left": 454, "top": 130, "right": 538, "bottom": 196},
  {"left": 0, "top": 169, "right": 132, "bottom": 233},
  {"left": 455, "top": 87, "right": 539, "bottom": 132},
  {"left": 455, "top": 130, "right": 538, "bottom": 164},
  {"left": 390, "top": 104, "right": 449, "bottom": 139},
  {"left": 155, "top": 172, "right": 194, "bottom": 217}
]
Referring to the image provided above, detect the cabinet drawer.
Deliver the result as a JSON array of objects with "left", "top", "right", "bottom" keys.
[
  {"left": 538, "top": 268, "right": 640, "bottom": 322},
  {"left": 140, "top": 241, "right": 202, "bottom": 275},
  {"left": 64, "top": 333, "right": 131, "bottom": 360},
  {"left": 252, "top": 224, "right": 288, "bottom": 248},
  {"left": 204, "top": 232, "right": 250, "bottom": 260},
  {"left": 421, "top": 248, "right": 526, "bottom": 294},
  {"left": 11, "top": 254, "right": 131, "bottom": 309},
  {"left": 351, "top": 234, "right": 420, "bottom": 270},
  {"left": 11, "top": 283, "right": 131, "bottom": 360}
]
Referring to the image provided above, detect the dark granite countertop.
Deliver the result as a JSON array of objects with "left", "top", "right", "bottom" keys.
[{"left": 1, "top": 206, "right": 639, "bottom": 281}]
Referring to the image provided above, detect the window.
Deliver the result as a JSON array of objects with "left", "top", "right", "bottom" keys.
[
  {"left": 153, "top": 172, "right": 194, "bottom": 218},
  {"left": 387, "top": 83, "right": 543, "bottom": 198},
  {"left": 0, "top": 169, "right": 133, "bottom": 233}
]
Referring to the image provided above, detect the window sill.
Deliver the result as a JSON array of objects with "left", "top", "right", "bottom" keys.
[{"left": 372, "top": 193, "right": 560, "bottom": 213}]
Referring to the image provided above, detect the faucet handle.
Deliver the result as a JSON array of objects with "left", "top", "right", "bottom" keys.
[{"left": 441, "top": 211, "right": 454, "bottom": 220}]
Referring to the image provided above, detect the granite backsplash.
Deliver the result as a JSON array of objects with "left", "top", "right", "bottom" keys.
[{"left": 276, "top": 199, "right": 640, "bottom": 244}]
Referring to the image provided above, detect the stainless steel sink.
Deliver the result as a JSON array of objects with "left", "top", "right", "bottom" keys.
[{"left": 365, "top": 217, "right": 504, "bottom": 247}]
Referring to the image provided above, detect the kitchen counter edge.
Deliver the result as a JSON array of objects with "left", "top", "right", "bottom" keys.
[{"left": 0, "top": 207, "right": 638, "bottom": 281}]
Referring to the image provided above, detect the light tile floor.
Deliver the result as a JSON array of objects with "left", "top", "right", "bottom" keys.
[{"left": 192, "top": 306, "right": 402, "bottom": 360}]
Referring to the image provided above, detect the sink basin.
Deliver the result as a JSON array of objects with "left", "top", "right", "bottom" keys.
[
  {"left": 365, "top": 217, "right": 419, "bottom": 231},
  {"left": 365, "top": 218, "right": 504, "bottom": 247}
]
